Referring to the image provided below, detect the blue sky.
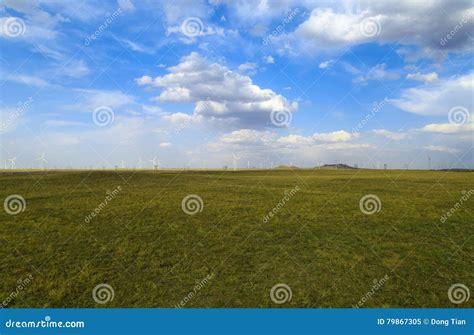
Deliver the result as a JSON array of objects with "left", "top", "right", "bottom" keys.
[{"left": 1, "top": 0, "right": 473, "bottom": 169}]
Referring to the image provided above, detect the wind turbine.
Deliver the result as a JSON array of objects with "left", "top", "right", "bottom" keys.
[
  {"left": 150, "top": 157, "right": 158, "bottom": 170},
  {"left": 8, "top": 157, "right": 16, "bottom": 169},
  {"left": 37, "top": 153, "right": 47, "bottom": 170},
  {"left": 232, "top": 152, "right": 240, "bottom": 171},
  {"left": 120, "top": 160, "right": 125, "bottom": 169}
]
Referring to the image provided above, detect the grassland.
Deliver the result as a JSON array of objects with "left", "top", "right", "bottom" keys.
[{"left": 0, "top": 169, "right": 472, "bottom": 308}]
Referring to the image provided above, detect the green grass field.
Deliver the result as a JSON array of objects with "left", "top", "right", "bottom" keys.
[{"left": 1, "top": 169, "right": 472, "bottom": 308}]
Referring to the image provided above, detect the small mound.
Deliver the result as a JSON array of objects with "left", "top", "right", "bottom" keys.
[{"left": 318, "top": 164, "right": 357, "bottom": 169}]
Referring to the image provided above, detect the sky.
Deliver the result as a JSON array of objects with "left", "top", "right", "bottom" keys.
[{"left": 0, "top": 0, "right": 473, "bottom": 169}]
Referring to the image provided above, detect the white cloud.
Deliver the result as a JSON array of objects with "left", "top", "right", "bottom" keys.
[
  {"left": 59, "top": 59, "right": 90, "bottom": 78},
  {"left": 118, "top": 0, "right": 135, "bottom": 11},
  {"left": 209, "top": 128, "right": 375, "bottom": 164},
  {"left": 392, "top": 72, "right": 473, "bottom": 116},
  {"left": 373, "top": 129, "right": 409, "bottom": 140},
  {"left": 159, "top": 142, "right": 171, "bottom": 148},
  {"left": 406, "top": 72, "right": 438, "bottom": 83},
  {"left": 238, "top": 62, "right": 257, "bottom": 75},
  {"left": 5, "top": 74, "right": 49, "bottom": 87},
  {"left": 293, "top": 8, "right": 384, "bottom": 47},
  {"left": 162, "top": 112, "right": 196, "bottom": 123},
  {"left": 286, "top": 1, "right": 474, "bottom": 54},
  {"left": 142, "top": 105, "right": 163, "bottom": 116},
  {"left": 217, "top": 129, "right": 362, "bottom": 148},
  {"left": 43, "top": 120, "right": 86, "bottom": 127},
  {"left": 425, "top": 145, "right": 460, "bottom": 154},
  {"left": 115, "top": 38, "right": 153, "bottom": 54},
  {"left": 277, "top": 134, "right": 313, "bottom": 146},
  {"left": 160, "top": 1, "right": 210, "bottom": 24},
  {"left": 354, "top": 63, "right": 399, "bottom": 83},
  {"left": 219, "top": 129, "right": 277, "bottom": 146},
  {"left": 312, "top": 130, "right": 357, "bottom": 142},
  {"left": 319, "top": 59, "right": 334, "bottom": 69},
  {"left": 66, "top": 89, "right": 134, "bottom": 112},
  {"left": 420, "top": 122, "right": 474, "bottom": 134},
  {"left": 135, "top": 52, "right": 297, "bottom": 127},
  {"left": 263, "top": 55, "right": 275, "bottom": 64},
  {"left": 341, "top": 61, "right": 361, "bottom": 75}
]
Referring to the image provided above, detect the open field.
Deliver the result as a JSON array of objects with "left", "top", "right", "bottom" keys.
[{"left": 0, "top": 169, "right": 472, "bottom": 308}]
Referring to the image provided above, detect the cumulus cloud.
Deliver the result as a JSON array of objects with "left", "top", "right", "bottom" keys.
[
  {"left": 312, "top": 130, "right": 357, "bottom": 142},
  {"left": 373, "top": 129, "right": 409, "bottom": 140},
  {"left": 219, "top": 129, "right": 277, "bottom": 146},
  {"left": 216, "top": 129, "right": 365, "bottom": 148},
  {"left": 277, "top": 134, "right": 313, "bottom": 146},
  {"left": 406, "top": 72, "right": 438, "bottom": 83},
  {"left": 392, "top": 72, "right": 473, "bottom": 116},
  {"left": 162, "top": 112, "right": 196, "bottom": 123},
  {"left": 211, "top": 128, "right": 372, "bottom": 152},
  {"left": 283, "top": 1, "right": 473, "bottom": 55},
  {"left": 420, "top": 122, "right": 474, "bottom": 134},
  {"left": 208, "top": 128, "right": 375, "bottom": 168},
  {"left": 135, "top": 52, "right": 298, "bottom": 127}
]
